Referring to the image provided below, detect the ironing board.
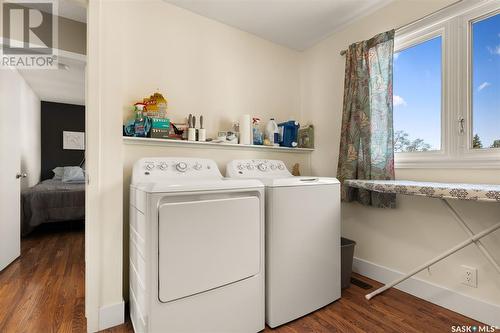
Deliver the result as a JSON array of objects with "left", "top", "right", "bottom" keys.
[{"left": 344, "top": 179, "right": 500, "bottom": 300}]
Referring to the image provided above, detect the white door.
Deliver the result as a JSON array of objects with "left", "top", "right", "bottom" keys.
[{"left": 0, "top": 68, "right": 22, "bottom": 271}]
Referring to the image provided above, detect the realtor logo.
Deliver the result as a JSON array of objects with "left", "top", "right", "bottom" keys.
[{"left": 2, "top": 0, "right": 58, "bottom": 68}]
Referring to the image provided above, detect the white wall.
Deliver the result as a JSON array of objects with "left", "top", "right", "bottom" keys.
[
  {"left": 88, "top": 0, "right": 307, "bottom": 327},
  {"left": 116, "top": 2, "right": 302, "bottom": 131},
  {"left": 300, "top": 0, "right": 500, "bottom": 323},
  {"left": 9, "top": 6, "right": 86, "bottom": 55}
]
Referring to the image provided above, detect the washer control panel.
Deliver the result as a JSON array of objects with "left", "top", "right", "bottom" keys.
[
  {"left": 132, "top": 157, "right": 222, "bottom": 183},
  {"left": 226, "top": 159, "right": 292, "bottom": 178}
]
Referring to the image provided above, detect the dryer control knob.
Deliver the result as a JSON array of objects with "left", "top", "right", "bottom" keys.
[
  {"left": 146, "top": 163, "right": 155, "bottom": 170},
  {"left": 246, "top": 163, "right": 254, "bottom": 170},
  {"left": 270, "top": 164, "right": 277, "bottom": 170},
  {"left": 193, "top": 163, "right": 202, "bottom": 170},
  {"left": 176, "top": 162, "right": 188, "bottom": 172},
  {"left": 158, "top": 163, "right": 167, "bottom": 170},
  {"left": 257, "top": 163, "right": 268, "bottom": 171}
]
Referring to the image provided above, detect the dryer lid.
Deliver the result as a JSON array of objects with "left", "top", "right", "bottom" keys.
[{"left": 132, "top": 178, "right": 264, "bottom": 193}]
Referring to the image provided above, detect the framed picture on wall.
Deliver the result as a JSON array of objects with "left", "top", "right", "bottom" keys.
[{"left": 63, "top": 131, "right": 85, "bottom": 150}]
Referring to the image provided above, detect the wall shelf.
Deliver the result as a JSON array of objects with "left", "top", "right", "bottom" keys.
[{"left": 123, "top": 136, "right": 314, "bottom": 154}]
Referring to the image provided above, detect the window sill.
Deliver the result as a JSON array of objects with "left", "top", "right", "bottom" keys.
[{"left": 395, "top": 157, "right": 500, "bottom": 169}]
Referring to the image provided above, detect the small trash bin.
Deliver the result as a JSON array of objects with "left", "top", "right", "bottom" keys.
[{"left": 341, "top": 237, "right": 356, "bottom": 289}]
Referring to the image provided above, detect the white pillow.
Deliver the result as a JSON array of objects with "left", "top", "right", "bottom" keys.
[
  {"left": 62, "top": 166, "right": 85, "bottom": 183},
  {"left": 52, "top": 167, "right": 64, "bottom": 180}
]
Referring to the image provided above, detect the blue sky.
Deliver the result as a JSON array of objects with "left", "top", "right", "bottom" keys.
[
  {"left": 472, "top": 13, "right": 500, "bottom": 147},
  {"left": 393, "top": 36, "right": 442, "bottom": 150},
  {"left": 393, "top": 13, "right": 499, "bottom": 149}
]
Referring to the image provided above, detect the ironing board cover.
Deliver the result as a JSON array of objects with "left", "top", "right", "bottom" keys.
[{"left": 344, "top": 180, "right": 500, "bottom": 203}]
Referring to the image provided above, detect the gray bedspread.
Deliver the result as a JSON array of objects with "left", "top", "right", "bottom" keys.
[{"left": 21, "top": 179, "right": 85, "bottom": 235}]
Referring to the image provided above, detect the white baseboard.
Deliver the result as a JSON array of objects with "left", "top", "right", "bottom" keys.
[
  {"left": 352, "top": 257, "right": 500, "bottom": 327},
  {"left": 99, "top": 300, "right": 125, "bottom": 331}
]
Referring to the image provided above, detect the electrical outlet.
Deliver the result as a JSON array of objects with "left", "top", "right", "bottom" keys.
[{"left": 461, "top": 265, "right": 478, "bottom": 288}]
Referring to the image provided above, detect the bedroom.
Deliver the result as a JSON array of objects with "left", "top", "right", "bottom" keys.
[{"left": 21, "top": 100, "right": 85, "bottom": 236}]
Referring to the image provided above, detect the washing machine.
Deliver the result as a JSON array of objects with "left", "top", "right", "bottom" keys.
[
  {"left": 226, "top": 159, "right": 341, "bottom": 328},
  {"left": 129, "top": 157, "right": 265, "bottom": 333}
]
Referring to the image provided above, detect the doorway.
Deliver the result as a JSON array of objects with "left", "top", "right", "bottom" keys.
[{"left": 0, "top": 0, "right": 88, "bottom": 330}]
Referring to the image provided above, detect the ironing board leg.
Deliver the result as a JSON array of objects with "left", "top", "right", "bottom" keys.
[
  {"left": 365, "top": 221, "right": 500, "bottom": 300},
  {"left": 441, "top": 199, "right": 500, "bottom": 274}
]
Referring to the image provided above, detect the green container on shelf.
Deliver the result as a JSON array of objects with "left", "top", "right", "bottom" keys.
[{"left": 151, "top": 117, "right": 170, "bottom": 129}]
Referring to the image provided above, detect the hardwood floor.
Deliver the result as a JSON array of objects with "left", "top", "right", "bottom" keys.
[
  {"left": 0, "top": 225, "right": 483, "bottom": 333},
  {"left": 0, "top": 221, "right": 85, "bottom": 333}
]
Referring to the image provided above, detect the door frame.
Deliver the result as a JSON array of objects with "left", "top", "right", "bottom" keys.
[
  {"left": 44, "top": 29, "right": 100, "bottom": 333},
  {"left": 85, "top": 0, "right": 100, "bottom": 331}
]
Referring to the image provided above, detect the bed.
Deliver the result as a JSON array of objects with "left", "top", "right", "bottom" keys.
[{"left": 21, "top": 178, "right": 85, "bottom": 236}]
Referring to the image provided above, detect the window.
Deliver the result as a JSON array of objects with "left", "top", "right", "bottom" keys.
[
  {"left": 471, "top": 13, "right": 500, "bottom": 149},
  {"left": 393, "top": 37, "right": 442, "bottom": 152},
  {"left": 393, "top": 1, "right": 500, "bottom": 168}
]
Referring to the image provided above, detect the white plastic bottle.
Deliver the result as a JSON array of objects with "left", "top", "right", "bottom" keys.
[
  {"left": 239, "top": 114, "right": 251, "bottom": 145},
  {"left": 265, "top": 118, "right": 279, "bottom": 146}
]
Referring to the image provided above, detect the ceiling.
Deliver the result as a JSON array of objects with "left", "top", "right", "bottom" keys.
[
  {"left": 18, "top": 55, "right": 86, "bottom": 106},
  {"left": 18, "top": 1, "right": 392, "bottom": 104},
  {"left": 165, "top": 0, "right": 393, "bottom": 50}
]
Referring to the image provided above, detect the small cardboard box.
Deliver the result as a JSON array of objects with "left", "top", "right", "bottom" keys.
[{"left": 150, "top": 128, "right": 169, "bottom": 139}]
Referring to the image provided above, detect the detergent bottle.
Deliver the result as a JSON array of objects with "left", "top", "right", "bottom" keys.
[{"left": 265, "top": 118, "right": 279, "bottom": 146}]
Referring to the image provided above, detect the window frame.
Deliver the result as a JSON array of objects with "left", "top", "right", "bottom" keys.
[
  {"left": 460, "top": 6, "right": 500, "bottom": 162},
  {"left": 393, "top": 26, "right": 448, "bottom": 162},
  {"left": 394, "top": 0, "right": 500, "bottom": 169}
]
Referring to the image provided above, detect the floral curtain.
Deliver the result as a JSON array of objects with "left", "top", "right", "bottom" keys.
[{"left": 337, "top": 30, "right": 396, "bottom": 208}]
